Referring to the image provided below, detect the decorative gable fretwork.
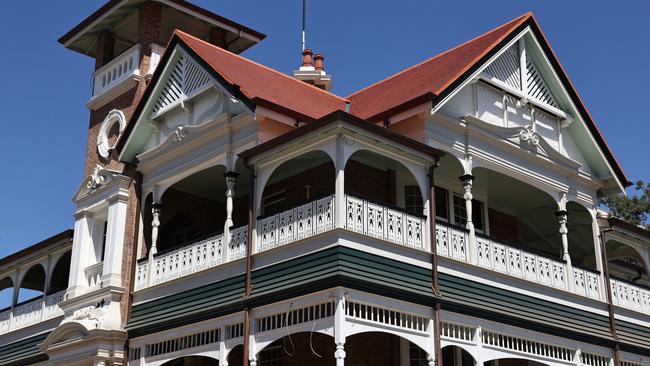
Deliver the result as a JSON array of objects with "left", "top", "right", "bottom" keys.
[
  {"left": 526, "top": 55, "right": 558, "bottom": 107},
  {"left": 151, "top": 51, "right": 215, "bottom": 118},
  {"left": 484, "top": 43, "right": 521, "bottom": 90},
  {"left": 483, "top": 37, "right": 558, "bottom": 108}
]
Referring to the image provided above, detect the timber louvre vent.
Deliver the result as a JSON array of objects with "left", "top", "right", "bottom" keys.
[
  {"left": 151, "top": 52, "right": 214, "bottom": 117},
  {"left": 255, "top": 301, "right": 335, "bottom": 333},
  {"left": 482, "top": 329, "right": 574, "bottom": 362},
  {"left": 484, "top": 43, "right": 521, "bottom": 90},
  {"left": 144, "top": 328, "right": 220, "bottom": 358},
  {"left": 345, "top": 300, "right": 427, "bottom": 333}
]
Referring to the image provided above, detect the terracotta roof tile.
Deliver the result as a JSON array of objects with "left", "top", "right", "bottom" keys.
[
  {"left": 347, "top": 13, "right": 530, "bottom": 121},
  {"left": 175, "top": 30, "right": 348, "bottom": 121}
]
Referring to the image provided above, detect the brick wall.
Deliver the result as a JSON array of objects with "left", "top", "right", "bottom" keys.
[{"left": 259, "top": 159, "right": 398, "bottom": 216}]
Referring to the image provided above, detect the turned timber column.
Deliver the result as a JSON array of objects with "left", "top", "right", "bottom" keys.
[
  {"left": 555, "top": 209, "right": 574, "bottom": 290},
  {"left": 459, "top": 174, "right": 477, "bottom": 262},
  {"left": 334, "top": 134, "right": 346, "bottom": 229},
  {"left": 334, "top": 289, "right": 347, "bottom": 366},
  {"left": 147, "top": 203, "right": 162, "bottom": 285},
  {"left": 223, "top": 171, "right": 239, "bottom": 261}
]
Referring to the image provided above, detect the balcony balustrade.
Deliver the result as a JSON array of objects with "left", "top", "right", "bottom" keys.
[
  {"left": 436, "top": 221, "right": 602, "bottom": 300},
  {"left": 132, "top": 194, "right": 649, "bottom": 316},
  {"left": 0, "top": 290, "right": 65, "bottom": 335},
  {"left": 84, "top": 261, "right": 104, "bottom": 289},
  {"left": 88, "top": 44, "right": 163, "bottom": 108}
]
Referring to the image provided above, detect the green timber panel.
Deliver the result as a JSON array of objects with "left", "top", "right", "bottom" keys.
[
  {"left": 128, "top": 246, "right": 649, "bottom": 355},
  {"left": 439, "top": 272, "right": 614, "bottom": 346},
  {"left": 0, "top": 332, "right": 49, "bottom": 366},
  {"left": 127, "top": 273, "right": 246, "bottom": 333},
  {"left": 617, "top": 318, "right": 650, "bottom": 353}
]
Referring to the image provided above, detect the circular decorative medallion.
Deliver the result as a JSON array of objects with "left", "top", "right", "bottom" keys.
[{"left": 97, "top": 109, "right": 126, "bottom": 158}]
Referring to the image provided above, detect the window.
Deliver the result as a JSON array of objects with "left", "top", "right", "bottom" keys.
[
  {"left": 259, "top": 346, "right": 281, "bottom": 366},
  {"left": 410, "top": 342, "right": 428, "bottom": 366},
  {"left": 453, "top": 194, "right": 484, "bottom": 231},
  {"left": 262, "top": 190, "right": 286, "bottom": 216},
  {"left": 435, "top": 186, "right": 449, "bottom": 221},
  {"left": 100, "top": 221, "right": 108, "bottom": 261},
  {"left": 404, "top": 185, "right": 423, "bottom": 214}
]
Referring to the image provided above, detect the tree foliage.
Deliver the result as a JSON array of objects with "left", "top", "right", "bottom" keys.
[{"left": 601, "top": 180, "right": 650, "bottom": 228}]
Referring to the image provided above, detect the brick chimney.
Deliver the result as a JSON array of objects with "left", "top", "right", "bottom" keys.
[{"left": 293, "top": 49, "right": 331, "bottom": 90}]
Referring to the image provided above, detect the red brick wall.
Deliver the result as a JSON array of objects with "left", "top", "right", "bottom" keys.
[
  {"left": 488, "top": 208, "right": 518, "bottom": 243},
  {"left": 259, "top": 159, "right": 397, "bottom": 216}
]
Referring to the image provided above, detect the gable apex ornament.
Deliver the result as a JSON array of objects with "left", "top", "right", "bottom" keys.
[{"left": 87, "top": 165, "right": 106, "bottom": 190}]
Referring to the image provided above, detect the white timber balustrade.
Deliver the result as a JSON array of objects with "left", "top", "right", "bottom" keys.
[
  {"left": 610, "top": 278, "right": 650, "bottom": 314},
  {"left": 345, "top": 195, "right": 427, "bottom": 250},
  {"left": 0, "top": 290, "right": 65, "bottom": 335},
  {"left": 134, "top": 225, "right": 248, "bottom": 290},
  {"left": 435, "top": 220, "right": 602, "bottom": 300},
  {"left": 84, "top": 261, "right": 104, "bottom": 289},
  {"left": 89, "top": 44, "right": 163, "bottom": 107},
  {"left": 91, "top": 44, "right": 141, "bottom": 98},
  {"left": 257, "top": 195, "right": 335, "bottom": 253}
]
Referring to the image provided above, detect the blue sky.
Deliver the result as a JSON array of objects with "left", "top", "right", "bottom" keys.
[{"left": 0, "top": 0, "right": 648, "bottom": 260}]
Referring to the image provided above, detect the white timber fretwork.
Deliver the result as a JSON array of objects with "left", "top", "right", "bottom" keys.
[
  {"left": 151, "top": 50, "right": 216, "bottom": 118},
  {"left": 483, "top": 37, "right": 558, "bottom": 108}
]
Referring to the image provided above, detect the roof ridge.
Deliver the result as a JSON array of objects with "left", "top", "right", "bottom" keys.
[
  {"left": 346, "top": 12, "right": 531, "bottom": 99},
  {"left": 174, "top": 30, "right": 349, "bottom": 103}
]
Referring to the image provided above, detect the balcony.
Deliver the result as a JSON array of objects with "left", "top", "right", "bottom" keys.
[
  {"left": 0, "top": 291, "right": 65, "bottom": 334},
  {"left": 133, "top": 191, "right": 650, "bottom": 317},
  {"left": 87, "top": 43, "right": 163, "bottom": 109}
]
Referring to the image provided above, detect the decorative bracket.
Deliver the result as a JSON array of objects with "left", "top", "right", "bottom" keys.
[
  {"left": 519, "top": 125, "right": 540, "bottom": 146},
  {"left": 171, "top": 126, "right": 187, "bottom": 142}
]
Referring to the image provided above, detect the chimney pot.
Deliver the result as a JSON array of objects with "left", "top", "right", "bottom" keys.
[
  {"left": 314, "top": 53, "right": 324, "bottom": 71},
  {"left": 302, "top": 48, "right": 314, "bottom": 67}
]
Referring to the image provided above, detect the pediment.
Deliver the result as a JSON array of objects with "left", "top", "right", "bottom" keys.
[
  {"left": 72, "top": 165, "right": 130, "bottom": 203},
  {"left": 39, "top": 321, "right": 89, "bottom": 351}
]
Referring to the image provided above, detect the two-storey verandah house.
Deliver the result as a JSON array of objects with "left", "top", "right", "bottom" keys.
[{"left": 0, "top": 1, "right": 649, "bottom": 366}]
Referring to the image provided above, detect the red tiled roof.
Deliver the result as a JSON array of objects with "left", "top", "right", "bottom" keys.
[
  {"left": 347, "top": 13, "right": 530, "bottom": 121},
  {"left": 346, "top": 12, "right": 630, "bottom": 188},
  {"left": 175, "top": 30, "right": 348, "bottom": 121}
]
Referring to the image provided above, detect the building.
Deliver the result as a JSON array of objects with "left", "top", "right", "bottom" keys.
[{"left": 0, "top": 1, "right": 648, "bottom": 365}]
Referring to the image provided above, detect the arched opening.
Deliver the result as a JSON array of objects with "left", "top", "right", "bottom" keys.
[
  {"left": 605, "top": 239, "right": 649, "bottom": 287},
  {"left": 346, "top": 331, "right": 429, "bottom": 366},
  {"left": 17, "top": 264, "right": 46, "bottom": 304},
  {"left": 49, "top": 251, "right": 71, "bottom": 294},
  {"left": 566, "top": 201, "right": 596, "bottom": 270},
  {"left": 0, "top": 277, "right": 14, "bottom": 311},
  {"left": 472, "top": 168, "right": 563, "bottom": 259},
  {"left": 250, "top": 331, "right": 432, "bottom": 366},
  {"left": 160, "top": 356, "right": 219, "bottom": 366},
  {"left": 345, "top": 150, "right": 424, "bottom": 215},
  {"left": 152, "top": 162, "right": 251, "bottom": 254},
  {"left": 261, "top": 150, "right": 335, "bottom": 217},
  {"left": 485, "top": 358, "right": 549, "bottom": 366},
  {"left": 228, "top": 345, "right": 244, "bottom": 366},
  {"left": 256, "top": 332, "right": 335, "bottom": 366},
  {"left": 442, "top": 345, "right": 475, "bottom": 366}
]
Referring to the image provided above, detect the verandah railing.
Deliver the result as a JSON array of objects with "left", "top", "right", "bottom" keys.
[
  {"left": 132, "top": 194, "right": 650, "bottom": 315},
  {"left": 0, "top": 290, "right": 65, "bottom": 335}
]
